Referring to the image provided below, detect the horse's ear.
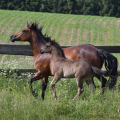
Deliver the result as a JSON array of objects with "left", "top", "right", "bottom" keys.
[
  {"left": 27, "top": 22, "right": 30, "bottom": 28},
  {"left": 30, "top": 22, "right": 34, "bottom": 28}
]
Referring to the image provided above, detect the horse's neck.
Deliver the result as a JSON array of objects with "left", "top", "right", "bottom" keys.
[
  {"left": 30, "top": 33, "right": 46, "bottom": 58},
  {"left": 51, "top": 47, "right": 65, "bottom": 61}
]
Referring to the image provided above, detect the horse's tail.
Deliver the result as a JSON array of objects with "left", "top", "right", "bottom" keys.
[
  {"left": 97, "top": 49, "right": 118, "bottom": 89},
  {"left": 92, "top": 66, "right": 111, "bottom": 77}
]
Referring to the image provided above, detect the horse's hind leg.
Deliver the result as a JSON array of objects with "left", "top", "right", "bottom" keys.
[
  {"left": 41, "top": 76, "right": 48, "bottom": 100},
  {"left": 73, "top": 78, "right": 84, "bottom": 100},
  {"left": 96, "top": 74, "right": 107, "bottom": 94},
  {"left": 86, "top": 77, "right": 96, "bottom": 90}
]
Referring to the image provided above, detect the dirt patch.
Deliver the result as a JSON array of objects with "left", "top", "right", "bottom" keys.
[
  {"left": 102, "top": 20, "right": 107, "bottom": 28},
  {"left": 74, "top": 28, "right": 80, "bottom": 45},
  {"left": 5, "top": 21, "right": 17, "bottom": 35},
  {"left": 102, "top": 31, "right": 107, "bottom": 45},
  {"left": 109, "top": 20, "right": 113, "bottom": 26},
  {"left": 71, "top": 19, "right": 76, "bottom": 25},
  {"left": 94, "top": 31, "right": 99, "bottom": 45},
  {"left": 88, "top": 30, "right": 93, "bottom": 44},
  {"left": 115, "top": 20, "right": 120, "bottom": 28},
  {"left": 66, "top": 28, "right": 74, "bottom": 45},
  {"left": 81, "top": 28, "right": 87, "bottom": 44},
  {"left": 47, "top": 24, "right": 53, "bottom": 37},
  {"left": 58, "top": 25, "right": 68, "bottom": 45},
  {"left": 96, "top": 19, "right": 102, "bottom": 28},
  {"left": 0, "top": 40, "right": 6, "bottom": 44},
  {"left": 84, "top": 20, "right": 89, "bottom": 26},
  {"left": 64, "top": 17, "right": 75, "bottom": 25}
]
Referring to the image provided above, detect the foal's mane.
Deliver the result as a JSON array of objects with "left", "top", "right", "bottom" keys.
[
  {"left": 27, "top": 22, "right": 50, "bottom": 43},
  {"left": 50, "top": 40, "right": 66, "bottom": 58}
]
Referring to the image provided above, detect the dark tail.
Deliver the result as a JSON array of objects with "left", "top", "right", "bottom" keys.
[
  {"left": 97, "top": 49, "right": 118, "bottom": 89},
  {"left": 92, "top": 66, "right": 111, "bottom": 77}
]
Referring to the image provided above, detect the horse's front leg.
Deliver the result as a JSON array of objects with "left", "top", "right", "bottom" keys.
[
  {"left": 50, "top": 74, "right": 61, "bottom": 100},
  {"left": 41, "top": 76, "right": 48, "bottom": 100},
  {"left": 28, "top": 71, "right": 43, "bottom": 99}
]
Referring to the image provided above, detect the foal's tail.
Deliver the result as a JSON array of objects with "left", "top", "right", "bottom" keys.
[
  {"left": 92, "top": 66, "right": 111, "bottom": 77},
  {"left": 97, "top": 49, "right": 118, "bottom": 89}
]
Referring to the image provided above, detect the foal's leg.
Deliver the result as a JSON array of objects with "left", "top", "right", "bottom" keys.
[
  {"left": 28, "top": 71, "right": 43, "bottom": 99},
  {"left": 50, "top": 74, "right": 61, "bottom": 100},
  {"left": 41, "top": 76, "right": 48, "bottom": 100},
  {"left": 86, "top": 77, "right": 96, "bottom": 90},
  {"left": 73, "top": 78, "right": 84, "bottom": 100}
]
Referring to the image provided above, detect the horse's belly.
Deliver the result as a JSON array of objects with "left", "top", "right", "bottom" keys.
[{"left": 63, "top": 71, "right": 75, "bottom": 78}]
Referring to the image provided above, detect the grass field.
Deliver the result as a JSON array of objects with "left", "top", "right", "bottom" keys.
[
  {"left": 0, "top": 75, "right": 120, "bottom": 120},
  {"left": 0, "top": 10, "right": 120, "bottom": 119},
  {"left": 0, "top": 10, "right": 120, "bottom": 69}
]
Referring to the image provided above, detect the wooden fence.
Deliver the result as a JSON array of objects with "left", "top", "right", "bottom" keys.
[
  {"left": 0, "top": 44, "right": 120, "bottom": 75},
  {"left": 0, "top": 44, "right": 120, "bottom": 56}
]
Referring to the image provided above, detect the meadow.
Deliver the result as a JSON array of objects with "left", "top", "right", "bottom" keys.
[{"left": 0, "top": 10, "right": 120, "bottom": 119}]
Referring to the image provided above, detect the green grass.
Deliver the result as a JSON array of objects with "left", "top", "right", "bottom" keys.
[
  {"left": 0, "top": 10, "right": 120, "bottom": 119},
  {"left": 0, "top": 10, "right": 120, "bottom": 69},
  {"left": 0, "top": 75, "right": 120, "bottom": 120}
]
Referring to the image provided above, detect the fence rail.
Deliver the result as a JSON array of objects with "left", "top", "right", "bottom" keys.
[
  {"left": 0, "top": 44, "right": 120, "bottom": 56},
  {"left": 0, "top": 44, "right": 120, "bottom": 75}
]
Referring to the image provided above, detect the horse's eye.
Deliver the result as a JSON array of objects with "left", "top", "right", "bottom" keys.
[{"left": 22, "top": 30, "right": 27, "bottom": 32}]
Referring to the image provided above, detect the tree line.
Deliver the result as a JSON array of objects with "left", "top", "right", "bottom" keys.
[{"left": 0, "top": 0, "right": 120, "bottom": 17}]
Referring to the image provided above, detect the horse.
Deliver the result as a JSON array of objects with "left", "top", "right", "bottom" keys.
[
  {"left": 39, "top": 40, "right": 111, "bottom": 100},
  {"left": 10, "top": 22, "right": 118, "bottom": 100}
]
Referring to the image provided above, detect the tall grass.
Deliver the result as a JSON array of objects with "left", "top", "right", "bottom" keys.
[
  {"left": 0, "top": 75, "right": 120, "bottom": 120},
  {"left": 0, "top": 10, "right": 120, "bottom": 119}
]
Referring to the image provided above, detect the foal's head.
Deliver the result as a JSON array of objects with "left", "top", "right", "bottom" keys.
[
  {"left": 40, "top": 40, "right": 65, "bottom": 57},
  {"left": 40, "top": 41, "right": 52, "bottom": 54}
]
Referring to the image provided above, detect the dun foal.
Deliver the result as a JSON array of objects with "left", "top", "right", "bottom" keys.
[{"left": 40, "top": 40, "right": 111, "bottom": 100}]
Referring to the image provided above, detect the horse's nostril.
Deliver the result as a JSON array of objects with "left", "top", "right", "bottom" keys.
[{"left": 10, "top": 35, "right": 14, "bottom": 40}]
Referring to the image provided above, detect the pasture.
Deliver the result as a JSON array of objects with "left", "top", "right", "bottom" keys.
[
  {"left": 0, "top": 10, "right": 120, "bottom": 119},
  {"left": 0, "top": 10, "right": 120, "bottom": 69}
]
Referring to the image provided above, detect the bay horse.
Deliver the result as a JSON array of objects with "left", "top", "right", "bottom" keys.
[
  {"left": 39, "top": 40, "right": 111, "bottom": 100},
  {"left": 10, "top": 22, "right": 118, "bottom": 100}
]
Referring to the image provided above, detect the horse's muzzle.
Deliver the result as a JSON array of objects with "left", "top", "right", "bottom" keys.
[{"left": 10, "top": 35, "right": 20, "bottom": 42}]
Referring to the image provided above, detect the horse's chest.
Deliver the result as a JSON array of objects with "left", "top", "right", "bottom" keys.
[{"left": 34, "top": 57, "right": 50, "bottom": 74}]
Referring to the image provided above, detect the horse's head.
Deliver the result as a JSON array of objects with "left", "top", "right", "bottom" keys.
[
  {"left": 39, "top": 41, "right": 52, "bottom": 54},
  {"left": 10, "top": 22, "right": 35, "bottom": 42}
]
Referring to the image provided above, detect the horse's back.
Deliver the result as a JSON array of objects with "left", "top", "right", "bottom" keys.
[{"left": 63, "top": 44, "right": 102, "bottom": 69}]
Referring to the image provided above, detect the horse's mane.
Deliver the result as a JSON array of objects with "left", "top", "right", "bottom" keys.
[
  {"left": 50, "top": 40, "right": 66, "bottom": 58},
  {"left": 27, "top": 22, "right": 50, "bottom": 43}
]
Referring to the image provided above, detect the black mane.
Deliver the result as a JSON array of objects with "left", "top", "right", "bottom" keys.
[
  {"left": 50, "top": 40, "right": 66, "bottom": 58},
  {"left": 27, "top": 22, "right": 50, "bottom": 43}
]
